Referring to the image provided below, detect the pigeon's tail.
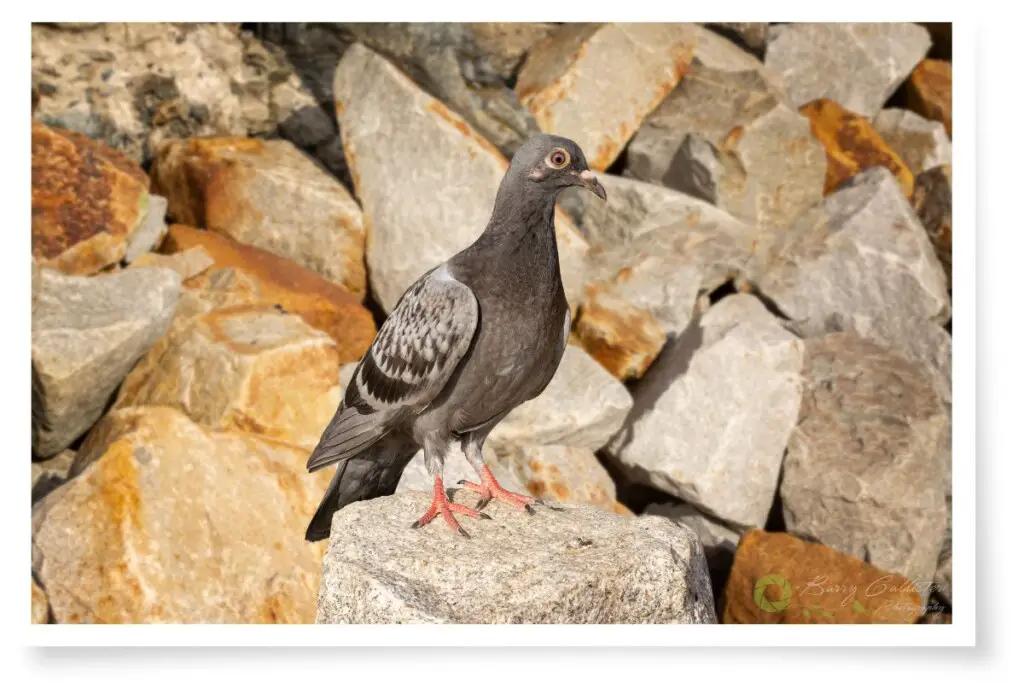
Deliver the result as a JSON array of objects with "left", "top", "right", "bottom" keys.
[
  {"left": 305, "top": 434, "right": 418, "bottom": 542},
  {"left": 306, "top": 405, "right": 388, "bottom": 473}
]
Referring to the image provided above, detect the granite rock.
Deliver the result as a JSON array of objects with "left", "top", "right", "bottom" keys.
[{"left": 316, "top": 491, "right": 716, "bottom": 623}]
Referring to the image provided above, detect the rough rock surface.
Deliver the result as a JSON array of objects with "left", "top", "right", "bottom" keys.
[
  {"left": 32, "top": 23, "right": 321, "bottom": 166},
  {"left": 129, "top": 246, "right": 215, "bottom": 281},
  {"left": 644, "top": 502, "right": 740, "bottom": 581},
  {"left": 334, "top": 42, "right": 589, "bottom": 313},
  {"left": 466, "top": 23, "right": 558, "bottom": 81},
  {"left": 123, "top": 195, "right": 169, "bottom": 264},
  {"left": 494, "top": 443, "right": 629, "bottom": 515},
  {"left": 908, "top": 59, "right": 952, "bottom": 137},
  {"left": 115, "top": 305, "right": 341, "bottom": 452},
  {"left": 764, "top": 23, "right": 932, "bottom": 117},
  {"left": 32, "top": 449, "right": 76, "bottom": 505},
  {"left": 32, "top": 267, "right": 181, "bottom": 457},
  {"left": 32, "top": 122, "right": 151, "bottom": 275},
  {"left": 33, "top": 578, "right": 50, "bottom": 624},
  {"left": 605, "top": 295, "right": 804, "bottom": 528},
  {"left": 578, "top": 172, "right": 767, "bottom": 296},
  {"left": 33, "top": 407, "right": 331, "bottom": 623},
  {"left": 874, "top": 108, "right": 952, "bottom": 176},
  {"left": 161, "top": 225, "right": 375, "bottom": 361},
  {"left": 705, "top": 22, "right": 769, "bottom": 56},
  {"left": 573, "top": 281, "right": 667, "bottom": 381},
  {"left": 723, "top": 530, "right": 922, "bottom": 624},
  {"left": 151, "top": 137, "right": 367, "bottom": 295},
  {"left": 780, "top": 333, "right": 950, "bottom": 601},
  {"left": 516, "top": 23, "right": 696, "bottom": 171},
  {"left": 912, "top": 164, "right": 953, "bottom": 287},
  {"left": 316, "top": 491, "right": 716, "bottom": 623},
  {"left": 800, "top": 98, "right": 914, "bottom": 198},
  {"left": 625, "top": 63, "right": 826, "bottom": 234},
  {"left": 490, "top": 345, "right": 633, "bottom": 452},
  {"left": 759, "top": 167, "right": 951, "bottom": 403},
  {"left": 394, "top": 442, "right": 517, "bottom": 494}
]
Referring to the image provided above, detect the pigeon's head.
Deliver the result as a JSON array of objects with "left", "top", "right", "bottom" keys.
[{"left": 510, "top": 134, "right": 607, "bottom": 201}]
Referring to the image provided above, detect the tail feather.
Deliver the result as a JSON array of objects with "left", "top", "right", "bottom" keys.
[
  {"left": 305, "top": 406, "right": 384, "bottom": 473},
  {"left": 305, "top": 435, "right": 418, "bottom": 542}
]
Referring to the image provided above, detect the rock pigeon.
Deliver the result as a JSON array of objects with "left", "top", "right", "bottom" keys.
[{"left": 304, "top": 134, "right": 606, "bottom": 541}]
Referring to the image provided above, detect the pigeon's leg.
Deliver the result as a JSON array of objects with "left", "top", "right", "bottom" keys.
[
  {"left": 410, "top": 441, "right": 487, "bottom": 537},
  {"left": 458, "top": 435, "right": 536, "bottom": 514}
]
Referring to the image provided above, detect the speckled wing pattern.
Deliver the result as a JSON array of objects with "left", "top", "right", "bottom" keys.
[
  {"left": 355, "top": 266, "right": 479, "bottom": 411},
  {"left": 306, "top": 266, "right": 479, "bottom": 473}
]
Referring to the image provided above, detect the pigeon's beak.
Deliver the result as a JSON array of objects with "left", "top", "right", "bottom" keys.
[{"left": 577, "top": 169, "right": 607, "bottom": 201}]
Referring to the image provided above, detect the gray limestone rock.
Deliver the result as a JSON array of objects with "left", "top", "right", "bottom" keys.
[
  {"left": 873, "top": 108, "right": 952, "bottom": 176},
  {"left": 780, "top": 333, "right": 950, "bottom": 603},
  {"left": 605, "top": 295, "right": 804, "bottom": 528},
  {"left": 764, "top": 22, "right": 931, "bottom": 117},
  {"left": 32, "top": 267, "right": 181, "bottom": 457}
]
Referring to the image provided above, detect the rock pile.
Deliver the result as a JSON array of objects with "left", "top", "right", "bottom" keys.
[{"left": 31, "top": 21, "right": 953, "bottom": 625}]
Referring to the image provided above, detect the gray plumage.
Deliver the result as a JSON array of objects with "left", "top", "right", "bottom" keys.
[{"left": 305, "top": 134, "right": 606, "bottom": 542}]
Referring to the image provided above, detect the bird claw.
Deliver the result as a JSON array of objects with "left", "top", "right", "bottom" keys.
[
  {"left": 474, "top": 496, "right": 492, "bottom": 511},
  {"left": 458, "top": 526, "right": 471, "bottom": 539},
  {"left": 525, "top": 504, "right": 536, "bottom": 516},
  {"left": 479, "top": 512, "right": 492, "bottom": 521}
]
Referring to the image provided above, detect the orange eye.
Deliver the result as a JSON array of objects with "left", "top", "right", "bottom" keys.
[{"left": 547, "top": 148, "right": 570, "bottom": 169}]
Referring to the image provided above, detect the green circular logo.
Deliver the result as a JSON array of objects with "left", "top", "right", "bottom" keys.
[{"left": 753, "top": 574, "right": 792, "bottom": 612}]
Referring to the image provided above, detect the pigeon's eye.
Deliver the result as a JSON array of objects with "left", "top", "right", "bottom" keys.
[{"left": 547, "top": 148, "right": 570, "bottom": 169}]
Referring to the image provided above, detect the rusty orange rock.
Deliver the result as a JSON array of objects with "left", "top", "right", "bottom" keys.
[
  {"left": 800, "top": 99, "right": 915, "bottom": 198},
  {"left": 908, "top": 59, "right": 952, "bottom": 138},
  {"left": 723, "top": 529, "right": 924, "bottom": 624},
  {"left": 161, "top": 225, "right": 375, "bottom": 363},
  {"left": 574, "top": 281, "right": 666, "bottom": 381},
  {"left": 150, "top": 137, "right": 367, "bottom": 295},
  {"left": 33, "top": 406, "right": 331, "bottom": 623},
  {"left": 31, "top": 121, "right": 150, "bottom": 274}
]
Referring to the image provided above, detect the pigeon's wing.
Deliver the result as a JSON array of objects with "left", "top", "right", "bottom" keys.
[{"left": 306, "top": 265, "right": 479, "bottom": 472}]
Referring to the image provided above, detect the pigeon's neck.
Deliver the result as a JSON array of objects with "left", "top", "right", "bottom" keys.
[{"left": 479, "top": 177, "right": 557, "bottom": 244}]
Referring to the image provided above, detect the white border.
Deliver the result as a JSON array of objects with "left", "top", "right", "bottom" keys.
[{"left": 7, "top": 0, "right": 989, "bottom": 666}]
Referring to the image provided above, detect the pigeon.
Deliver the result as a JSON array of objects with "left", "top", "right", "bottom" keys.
[{"left": 304, "top": 134, "right": 606, "bottom": 542}]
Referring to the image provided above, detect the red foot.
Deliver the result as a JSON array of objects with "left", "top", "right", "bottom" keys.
[
  {"left": 411, "top": 475, "right": 489, "bottom": 538},
  {"left": 459, "top": 465, "right": 536, "bottom": 514}
]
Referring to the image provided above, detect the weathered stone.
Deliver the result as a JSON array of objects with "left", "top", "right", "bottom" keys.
[
  {"left": 913, "top": 164, "right": 952, "bottom": 287},
  {"left": 874, "top": 108, "right": 952, "bottom": 176},
  {"left": 339, "top": 23, "right": 538, "bottom": 157},
  {"left": 115, "top": 304, "right": 341, "bottom": 452},
  {"left": 394, "top": 442, "right": 520, "bottom": 495},
  {"left": 32, "top": 406, "right": 330, "bottom": 623},
  {"left": 489, "top": 345, "right": 632, "bottom": 452},
  {"left": 32, "top": 122, "right": 150, "bottom": 275},
  {"left": 605, "top": 295, "right": 804, "bottom": 529},
  {"left": 764, "top": 23, "right": 931, "bottom": 118},
  {"left": 705, "top": 22, "right": 769, "bottom": 55},
  {"left": 316, "top": 491, "right": 716, "bottom": 623},
  {"left": 759, "top": 167, "right": 951, "bottom": 403},
  {"left": 578, "top": 172, "right": 768, "bottom": 293},
  {"left": 574, "top": 281, "right": 666, "bottom": 381},
  {"left": 625, "top": 63, "right": 826, "bottom": 234},
  {"left": 32, "top": 449, "right": 76, "bottom": 505},
  {"left": 644, "top": 502, "right": 740, "bottom": 580},
  {"left": 150, "top": 137, "right": 367, "bottom": 295},
  {"left": 935, "top": 516, "right": 952, "bottom": 606},
  {"left": 129, "top": 246, "right": 215, "bottom": 281},
  {"left": 801, "top": 98, "right": 914, "bottom": 198},
  {"left": 32, "top": 267, "right": 181, "bottom": 457},
  {"left": 723, "top": 529, "right": 922, "bottom": 624},
  {"left": 780, "top": 333, "right": 949, "bottom": 602},
  {"left": 517, "top": 23, "right": 696, "bottom": 171},
  {"left": 334, "top": 43, "right": 589, "bottom": 313},
  {"left": 160, "top": 225, "right": 375, "bottom": 361},
  {"left": 123, "top": 195, "right": 168, "bottom": 263},
  {"left": 908, "top": 59, "right": 952, "bottom": 138},
  {"left": 494, "top": 443, "right": 629, "bottom": 515},
  {"left": 33, "top": 578, "right": 49, "bottom": 624},
  {"left": 32, "top": 23, "right": 322, "bottom": 166},
  {"left": 466, "top": 23, "right": 559, "bottom": 81}
]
